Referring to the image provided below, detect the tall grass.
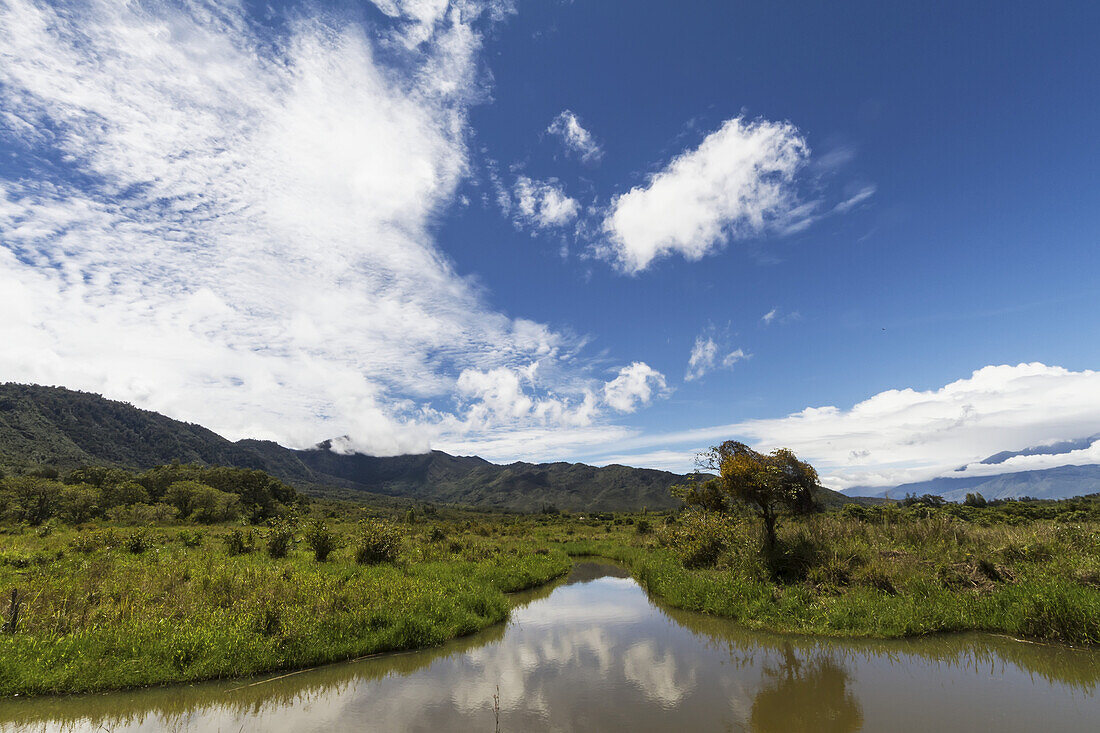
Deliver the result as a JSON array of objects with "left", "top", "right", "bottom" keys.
[
  {"left": 557, "top": 511, "right": 1100, "bottom": 645},
  {"left": 0, "top": 520, "right": 569, "bottom": 695},
  {"left": 1, "top": 505, "right": 1097, "bottom": 696}
]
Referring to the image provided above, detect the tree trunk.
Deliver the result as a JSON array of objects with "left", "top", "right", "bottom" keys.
[{"left": 762, "top": 509, "right": 778, "bottom": 551}]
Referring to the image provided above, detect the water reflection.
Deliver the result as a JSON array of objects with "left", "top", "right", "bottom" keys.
[
  {"left": 2, "top": 562, "right": 1098, "bottom": 732},
  {"left": 749, "top": 646, "right": 862, "bottom": 733}
]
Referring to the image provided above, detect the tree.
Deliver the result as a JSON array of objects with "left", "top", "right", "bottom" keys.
[
  {"left": 963, "top": 492, "right": 987, "bottom": 508},
  {"left": 3, "top": 476, "right": 63, "bottom": 525},
  {"left": 164, "top": 480, "right": 240, "bottom": 523},
  {"left": 687, "top": 441, "right": 820, "bottom": 550}
]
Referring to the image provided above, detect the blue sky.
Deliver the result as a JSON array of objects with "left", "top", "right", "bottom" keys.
[{"left": 1, "top": 0, "right": 1098, "bottom": 489}]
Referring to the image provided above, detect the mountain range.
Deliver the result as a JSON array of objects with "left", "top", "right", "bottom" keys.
[
  {"left": 0, "top": 383, "right": 699, "bottom": 512},
  {"left": 844, "top": 437, "right": 1100, "bottom": 502}
]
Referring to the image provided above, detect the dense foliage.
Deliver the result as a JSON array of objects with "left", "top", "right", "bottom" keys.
[
  {"left": 676, "top": 441, "right": 821, "bottom": 549},
  {"left": 0, "top": 464, "right": 304, "bottom": 526}
]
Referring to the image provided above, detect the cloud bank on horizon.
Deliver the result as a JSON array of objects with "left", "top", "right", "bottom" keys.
[
  {"left": 0, "top": 1, "right": 1095, "bottom": 490},
  {"left": 587, "top": 363, "right": 1100, "bottom": 490}
]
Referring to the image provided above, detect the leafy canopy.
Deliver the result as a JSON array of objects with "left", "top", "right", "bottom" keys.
[{"left": 676, "top": 440, "right": 820, "bottom": 548}]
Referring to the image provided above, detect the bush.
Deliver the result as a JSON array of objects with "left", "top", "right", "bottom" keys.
[
  {"left": 304, "top": 520, "right": 340, "bottom": 562},
  {"left": 266, "top": 519, "right": 296, "bottom": 559},
  {"left": 224, "top": 528, "right": 255, "bottom": 556},
  {"left": 100, "top": 480, "right": 150, "bottom": 509},
  {"left": 125, "top": 530, "right": 151, "bottom": 554},
  {"left": 177, "top": 529, "right": 204, "bottom": 548},
  {"left": 426, "top": 525, "right": 446, "bottom": 542},
  {"left": 3, "top": 476, "right": 63, "bottom": 525},
  {"left": 765, "top": 528, "right": 825, "bottom": 583},
  {"left": 658, "top": 513, "right": 731, "bottom": 568},
  {"left": 69, "top": 529, "right": 119, "bottom": 554},
  {"left": 355, "top": 520, "right": 402, "bottom": 565},
  {"left": 635, "top": 518, "right": 652, "bottom": 535},
  {"left": 58, "top": 485, "right": 101, "bottom": 524},
  {"left": 839, "top": 504, "right": 870, "bottom": 521}
]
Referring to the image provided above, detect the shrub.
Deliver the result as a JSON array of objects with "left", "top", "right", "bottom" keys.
[
  {"left": 100, "top": 480, "right": 150, "bottom": 509},
  {"left": 304, "top": 520, "right": 340, "bottom": 562},
  {"left": 177, "top": 529, "right": 204, "bottom": 548},
  {"left": 839, "top": 504, "right": 870, "bottom": 521},
  {"left": 125, "top": 530, "right": 151, "bottom": 554},
  {"left": 659, "top": 513, "right": 731, "bottom": 568},
  {"left": 426, "top": 525, "right": 446, "bottom": 542},
  {"left": 765, "top": 528, "right": 825, "bottom": 583},
  {"left": 70, "top": 529, "right": 119, "bottom": 554},
  {"left": 265, "top": 519, "right": 296, "bottom": 559},
  {"left": 355, "top": 520, "right": 402, "bottom": 565},
  {"left": 635, "top": 518, "right": 651, "bottom": 535},
  {"left": 224, "top": 528, "right": 255, "bottom": 556},
  {"left": 3, "top": 476, "right": 64, "bottom": 525}
]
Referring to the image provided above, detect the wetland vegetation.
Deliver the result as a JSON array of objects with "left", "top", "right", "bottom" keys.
[{"left": 1, "top": 460, "right": 1099, "bottom": 696}]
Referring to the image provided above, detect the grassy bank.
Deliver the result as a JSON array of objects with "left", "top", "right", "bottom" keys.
[
  {"left": 560, "top": 509, "right": 1100, "bottom": 645},
  {"left": 0, "top": 518, "right": 569, "bottom": 696},
  {"left": 2, "top": 485, "right": 1100, "bottom": 696}
]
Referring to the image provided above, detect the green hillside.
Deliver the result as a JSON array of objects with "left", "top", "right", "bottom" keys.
[{"left": 0, "top": 383, "right": 863, "bottom": 512}]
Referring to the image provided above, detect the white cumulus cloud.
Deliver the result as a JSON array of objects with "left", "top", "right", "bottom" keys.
[
  {"left": 513, "top": 175, "right": 579, "bottom": 230},
  {"left": 600, "top": 117, "right": 809, "bottom": 273},
  {"left": 603, "top": 363, "right": 669, "bottom": 413}
]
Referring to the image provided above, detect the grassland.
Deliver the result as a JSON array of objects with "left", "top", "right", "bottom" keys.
[
  {"left": 565, "top": 508, "right": 1100, "bottom": 645},
  {"left": 2, "top": 493, "right": 1099, "bottom": 696},
  {"left": 0, "top": 511, "right": 569, "bottom": 696}
]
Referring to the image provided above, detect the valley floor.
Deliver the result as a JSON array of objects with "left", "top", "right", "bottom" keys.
[{"left": 1, "top": 501, "right": 1099, "bottom": 696}]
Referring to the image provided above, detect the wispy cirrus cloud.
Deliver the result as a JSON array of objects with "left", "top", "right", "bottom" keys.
[
  {"left": 684, "top": 336, "right": 748, "bottom": 382},
  {"left": 761, "top": 307, "right": 801, "bottom": 326},
  {"left": 547, "top": 109, "right": 602, "bottom": 163},
  {"left": 0, "top": 0, "right": 659, "bottom": 457}
]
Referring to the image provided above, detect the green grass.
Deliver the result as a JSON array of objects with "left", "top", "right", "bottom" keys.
[
  {"left": 0, "top": 520, "right": 569, "bottom": 696},
  {"left": 556, "top": 512, "right": 1100, "bottom": 645},
  {"left": 2, "top": 504, "right": 1099, "bottom": 697}
]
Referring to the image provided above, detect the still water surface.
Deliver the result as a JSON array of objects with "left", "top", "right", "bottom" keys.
[{"left": 3, "top": 561, "right": 1099, "bottom": 732}]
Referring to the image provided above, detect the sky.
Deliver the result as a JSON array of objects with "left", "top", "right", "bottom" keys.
[{"left": 1, "top": 0, "right": 1098, "bottom": 491}]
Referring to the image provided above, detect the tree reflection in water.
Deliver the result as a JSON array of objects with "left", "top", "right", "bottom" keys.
[{"left": 749, "top": 644, "right": 863, "bottom": 733}]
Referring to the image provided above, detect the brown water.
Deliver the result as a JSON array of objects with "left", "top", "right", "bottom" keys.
[{"left": 2, "top": 561, "right": 1099, "bottom": 732}]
